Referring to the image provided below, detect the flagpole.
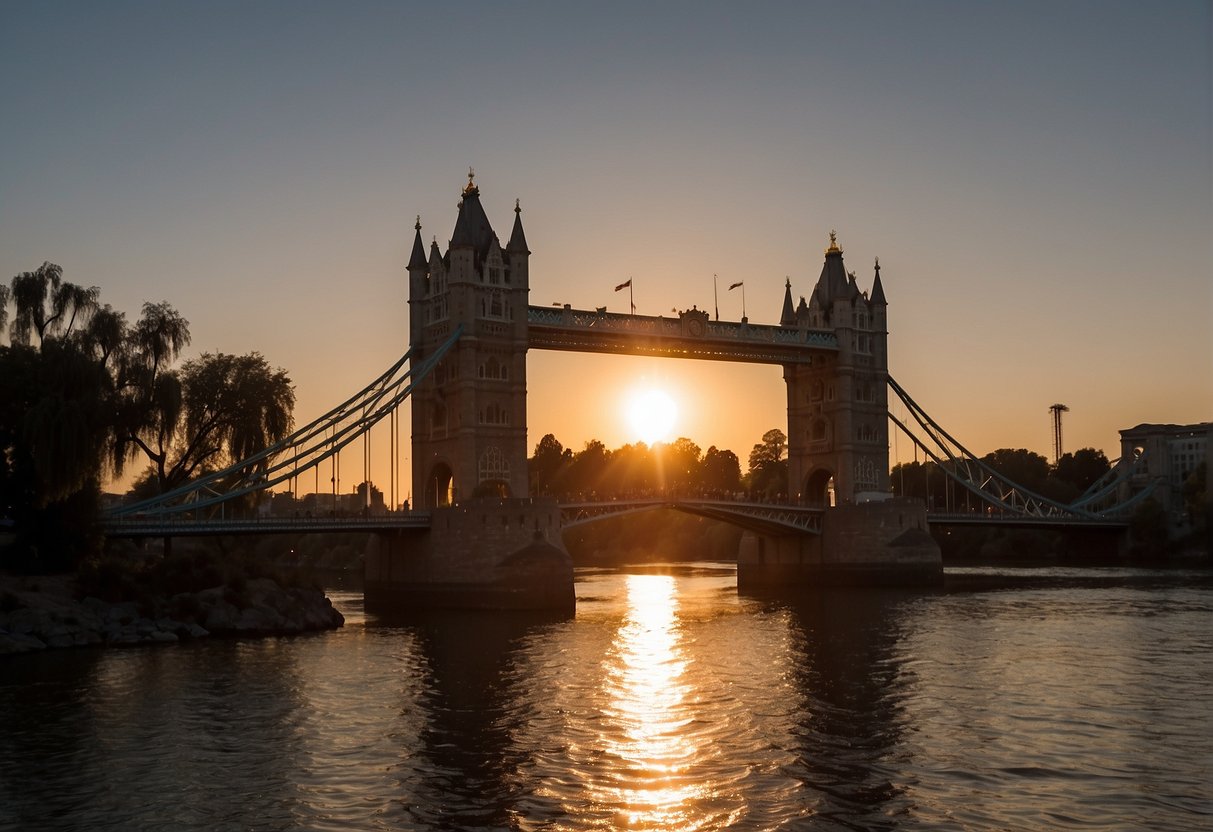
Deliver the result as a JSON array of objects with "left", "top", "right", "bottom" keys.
[
  {"left": 630, "top": 279, "right": 635, "bottom": 315},
  {"left": 713, "top": 274, "right": 719, "bottom": 321},
  {"left": 742, "top": 283, "right": 746, "bottom": 320}
]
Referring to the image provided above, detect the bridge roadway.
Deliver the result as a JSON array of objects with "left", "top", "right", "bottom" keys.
[
  {"left": 102, "top": 502, "right": 1127, "bottom": 539},
  {"left": 527, "top": 305, "right": 837, "bottom": 363},
  {"left": 103, "top": 498, "right": 827, "bottom": 538},
  {"left": 925, "top": 511, "right": 1128, "bottom": 531},
  {"left": 104, "top": 513, "right": 433, "bottom": 538}
]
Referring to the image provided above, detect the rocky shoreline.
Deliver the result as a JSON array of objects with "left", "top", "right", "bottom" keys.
[{"left": 0, "top": 574, "right": 344, "bottom": 655}]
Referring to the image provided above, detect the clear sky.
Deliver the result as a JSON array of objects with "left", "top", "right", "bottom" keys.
[{"left": 2, "top": 1, "right": 1210, "bottom": 495}]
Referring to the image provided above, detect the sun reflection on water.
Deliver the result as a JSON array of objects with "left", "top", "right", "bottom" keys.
[{"left": 598, "top": 573, "right": 709, "bottom": 830}]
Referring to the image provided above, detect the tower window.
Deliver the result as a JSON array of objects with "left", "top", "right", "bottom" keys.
[
  {"left": 478, "top": 356, "right": 509, "bottom": 380},
  {"left": 479, "top": 402, "right": 510, "bottom": 425},
  {"left": 479, "top": 446, "right": 509, "bottom": 483}
]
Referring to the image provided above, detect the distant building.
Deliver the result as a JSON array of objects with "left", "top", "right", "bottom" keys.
[{"left": 1119, "top": 422, "right": 1212, "bottom": 528}]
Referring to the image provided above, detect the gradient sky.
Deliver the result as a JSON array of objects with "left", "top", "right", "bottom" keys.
[{"left": 2, "top": 1, "right": 1210, "bottom": 495}]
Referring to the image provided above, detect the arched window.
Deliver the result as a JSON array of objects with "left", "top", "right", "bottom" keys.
[
  {"left": 479, "top": 402, "right": 510, "bottom": 425},
  {"left": 478, "top": 356, "right": 509, "bottom": 380},
  {"left": 855, "top": 457, "right": 878, "bottom": 490},
  {"left": 479, "top": 446, "right": 509, "bottom": 483}
]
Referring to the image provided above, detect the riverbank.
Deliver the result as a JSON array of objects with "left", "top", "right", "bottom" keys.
[{"left": 0, "top": 571, "right": 344, "bottom": 655}]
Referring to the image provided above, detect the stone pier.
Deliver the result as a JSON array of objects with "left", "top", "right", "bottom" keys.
[
  {"left": 364, "top": 497, "right": 575, "bottom": 612},
  {"left": 737, "top": 498, "right": 942, "bottom": 589}
]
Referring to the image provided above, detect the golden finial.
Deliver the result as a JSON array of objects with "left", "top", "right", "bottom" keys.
[
  {"left": 826, "top": 229, "right": 841, "bottom": 254},
  {"left": 464, "top": 166, "right": 476, "bottom": 194}
]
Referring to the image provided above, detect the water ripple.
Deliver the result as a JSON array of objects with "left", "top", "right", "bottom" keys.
[{"left": 0, "top": 565, "right": 1209, "bottom": 831}]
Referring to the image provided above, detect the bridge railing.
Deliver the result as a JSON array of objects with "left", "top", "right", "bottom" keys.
[
  {"left": 107, "top": 326, "right": 464, "bottom": 520},
  {"left": 888, "top": 376, "right": 1159, "bottom": 521},
  {"left": 558, "top": 496, "right": 826, "bottom": 534}
]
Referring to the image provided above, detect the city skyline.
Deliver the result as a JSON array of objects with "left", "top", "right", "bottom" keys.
[{"left": 2, "top": 1, "right": 1209, "bottom": 495}]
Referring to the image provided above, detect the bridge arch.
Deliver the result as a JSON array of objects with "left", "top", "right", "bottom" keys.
[
  {"left": 424, "top": 461, "right": 455, "bottom": 509},
  {"left": 804, "top": 468, "right": 836, "bottom": 507}
]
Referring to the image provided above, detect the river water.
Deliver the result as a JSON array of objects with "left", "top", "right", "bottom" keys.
[{"left": 1, "top": 563, "right": 1210, "bottom": 831}]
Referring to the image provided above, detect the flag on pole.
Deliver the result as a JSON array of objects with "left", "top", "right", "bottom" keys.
[
  {"left": 615, "top": 279, "right": 632, "bottom": 292},
  {"left": 728, "top": 281, "right": 744, "bottom": 290}
]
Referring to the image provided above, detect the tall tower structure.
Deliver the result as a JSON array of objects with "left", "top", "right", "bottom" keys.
[
  {"left": 782, "top": 232, "right": 890, "bottom": 504},
  {"left": 407, "top": 171, "right": 531, "bottom": 508},
  {"left": 1050, "top": 403, "right": 1069, "bottom": 463}
]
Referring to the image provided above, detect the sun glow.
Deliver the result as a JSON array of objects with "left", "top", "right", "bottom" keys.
[
  {"left": 626, "top": 388, "right": 678, "bottom": 445},
  {"left": 598, "top": 574, "right": 707, "bottom": 828}
]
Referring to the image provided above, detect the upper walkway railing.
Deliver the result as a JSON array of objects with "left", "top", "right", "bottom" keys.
[{"left": 527, "top": 305, "right": 837, "bottom": 364}]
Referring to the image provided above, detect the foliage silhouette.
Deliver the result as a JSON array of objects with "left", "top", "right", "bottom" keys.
[{"left": 1, "top": 263, "right": 295, "bottom": 571}]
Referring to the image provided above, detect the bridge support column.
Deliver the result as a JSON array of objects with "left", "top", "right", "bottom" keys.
[
  {"left": 737, "top": 498, "right": 941, "bottom": 589},
  {"left": 365, "top": 497, "right": 574, "bottom": 612}
]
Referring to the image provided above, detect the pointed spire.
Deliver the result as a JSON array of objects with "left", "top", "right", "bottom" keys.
[
  {"left": 507, "top": 198, "right": 530, "bottom": 253},
  {"left": 870, "top": 256, "right": 887, "bottom": 305},
  {"left": 813, "top": 229, "right": 849, "bottom": 309},
  {"left": 407, "top": 214, "right": 428, "bottom": 270},
  {"left": 780, "top": 277, "right": 796, "bottom": 326},
  {"left": 450, "top": 171, "right": 497, "bottom": 258}
]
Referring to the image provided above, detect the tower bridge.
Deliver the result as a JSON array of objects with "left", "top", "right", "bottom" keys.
[{"left": 105, "top": 173, "right": 1152, "bottom": 611}]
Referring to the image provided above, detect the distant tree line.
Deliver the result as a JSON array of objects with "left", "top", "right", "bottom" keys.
[
  {"left": 528, "top": 428, "right": 791, "bottom": 501},
  {"left": 0, "top": 263, "right": 295, "bottom": 572},
  {"left": 889, "top": 447, "right": 1114, "bottom": 510}
]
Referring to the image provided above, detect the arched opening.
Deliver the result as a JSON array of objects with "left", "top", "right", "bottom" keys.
[
  {"left": 804, "top": 468, "right": 836, "bottom": 507},
  {"left": 426, "top": 462, "right": 455, "bottom": 509}
]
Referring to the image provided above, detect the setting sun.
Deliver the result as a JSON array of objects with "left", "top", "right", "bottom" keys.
[{"left": 626, "top": 388, "right": 678, "bottom": 445}]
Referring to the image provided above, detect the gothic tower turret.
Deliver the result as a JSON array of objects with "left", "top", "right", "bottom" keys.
[
  {"left": 408, "top": 171, "right": 531, "bottom": 507},
  {"left": 783, "top": 232, "right": 890, "bottom": 504}
]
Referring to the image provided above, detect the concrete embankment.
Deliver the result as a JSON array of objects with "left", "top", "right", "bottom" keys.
[{"left": 0, "top": 574, "right": 344, "bottom": 655}]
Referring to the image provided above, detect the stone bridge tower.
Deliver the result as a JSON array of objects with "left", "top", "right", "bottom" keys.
[
  {"left": 782, "top": 232, "right": 891, "bottom": 504},
  {"left": 407, "top": 172, "right": 531, "bottom": 508}
]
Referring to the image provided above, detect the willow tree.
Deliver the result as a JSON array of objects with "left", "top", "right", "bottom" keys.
[
  {"left": 1, "top": 264, "right": 111, "bottom": 570},
  {"left": 124, "top": 352, "right": 295, "bottom": 496},
  {"left": 2, "top": 262, "right": 298, "bottom": 568}
]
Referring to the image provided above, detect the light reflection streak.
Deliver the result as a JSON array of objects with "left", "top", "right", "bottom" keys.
[{"left": 597, "top": 574, "right": 709, "bottom": 830}]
